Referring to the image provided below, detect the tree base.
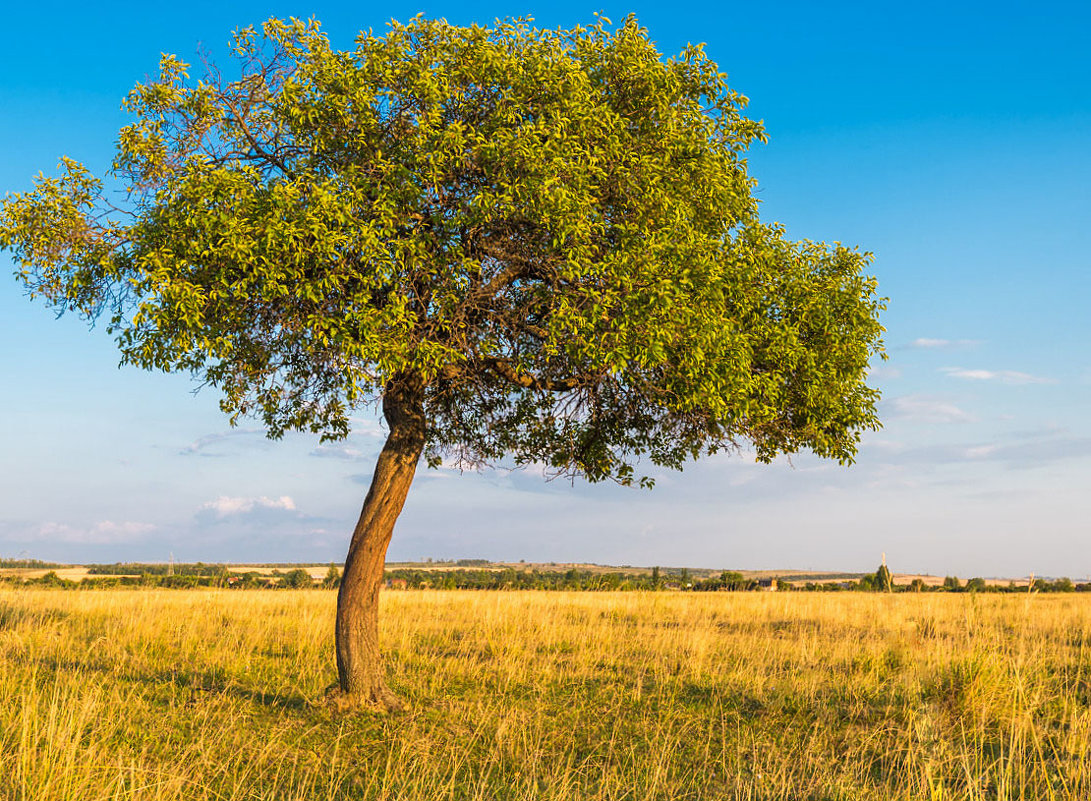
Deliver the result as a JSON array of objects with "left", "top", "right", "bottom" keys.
[{"left": 321, "top": 682, "right": 406, "bottom": 714}]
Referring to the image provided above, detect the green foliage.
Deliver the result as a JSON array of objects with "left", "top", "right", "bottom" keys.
[
  {"left": 383, "top": 567, "right": 714, "bottom": 591},
  {"left": 87, "top": 562, "right": 228, "bottom": 576},
  {"left": 0, "top": 16, "right": 884, "bottom": 484},
  {"left": 1039, "top": 577, "right": 1076, "bottom": 593},
  {"left": 0, "top": 558, "right": 62, "bottom": 569},
  {"left": 965, "top": 576, "right": 988, "bottom": 593},
  {"left": 942, "top": 575, "right": 963, "bottom": 592},
  {"left": 858, "top": 563, "right": 892, "bottom": 592},
  {"left": 719, "top": 570, "right": 747, "bottom": 590},
  {"left": 35, "top": 571, "right": 75, "bottom": 588},
  {"left": 280, "top": 568, "right": 314, "bottom": 588},
  {"left": 323, "top": 564, "right": 342, "bottom": 589}
]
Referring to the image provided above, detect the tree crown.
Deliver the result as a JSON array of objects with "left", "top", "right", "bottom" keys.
[{"left": 0, "top": 15, "right": 885, "bottom": 485}]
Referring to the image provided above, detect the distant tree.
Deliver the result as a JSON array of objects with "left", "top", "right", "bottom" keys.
[
  {"left": 1047, "top": 577, "right": 1075, "bottom": 593},
  {"left": 0, "top": 17, "right": 884, "bottom": 710},
  {"left": 37, "top": 571, "right": 66, "bottom": 587},
  {"left": 873, "top": 563, "right": 893, "bottom": 593},
  {"left": 965, "top": 577, "right": 988, "bottom": 593},
  {"left": 942, "top": 576, "right": 963, "bottom": 592},
  {"left": 323, "top": 564, "right": 342, "bottom": 589},
  {"left": 908, "top": 578, "right": 926, "bottom": 593},
  {"left": 231, "top": 571, "right": 257, "bottom": 587},
  {"left": 651, "top": 567, "right": 663, "bottom": 591},
  {"left": 282, "top": 568, "right": 314, "bottom": 589},
  {"left": 720, "top": 571, "right": 746, "bottom": 591}
]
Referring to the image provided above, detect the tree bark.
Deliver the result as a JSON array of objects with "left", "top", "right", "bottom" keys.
[{"left": 331, "top": 375, "right": 425, "bottom": 712}]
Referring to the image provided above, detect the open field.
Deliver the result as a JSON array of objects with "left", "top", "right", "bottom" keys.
[{"left": 2, "top": 589, "right": 1090, "bottom": 800}]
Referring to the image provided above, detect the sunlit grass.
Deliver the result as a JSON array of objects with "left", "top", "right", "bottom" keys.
[{"left": 2, "top": 588, "right": 1089, "bottom": 799}]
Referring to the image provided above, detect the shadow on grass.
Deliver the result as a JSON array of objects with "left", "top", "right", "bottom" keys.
[
  {"left": 0, "top": 602, "right": 70, "bottom": 630},
  {"left": 11, "top": 651, "right": 314, "bottom": 712}
]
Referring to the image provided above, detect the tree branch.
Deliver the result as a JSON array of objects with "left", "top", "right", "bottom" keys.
[{"left": 483, "top": 357, "right": 596, "bottom": 392}]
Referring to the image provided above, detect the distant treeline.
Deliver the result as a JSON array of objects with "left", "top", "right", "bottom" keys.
[
  {"left": 814, "top": 566, "right": 1091, "bottom": 594},
  {"left": 0, "top": 567, "right": 337, "bottom": 590},
  {"left": 382, "top": 568, "right": 1091, "bottom": 593},
  {"left": 0, "top": 558, "right": 62, "bottom": 569},
  {"left": 384, "top": 567, "right": 751, "bottom": 591},
  {"left": 2, "top": 563, "right": 1088, "bottom": 593},
  {"left": 86, "top": 562, "right": 230, "bottom": 576}
]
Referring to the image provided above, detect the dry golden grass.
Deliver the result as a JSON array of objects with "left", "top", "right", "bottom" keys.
[{"left": 2, "top": 588, "right": 1090, "bottom": 800}]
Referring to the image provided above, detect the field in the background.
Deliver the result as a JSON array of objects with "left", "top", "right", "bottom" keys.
[{"left": 2, "top": 590, "right": 1090, "bottom": 800}]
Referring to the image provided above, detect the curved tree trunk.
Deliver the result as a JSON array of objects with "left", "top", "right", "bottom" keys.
[{"left": 332, "top": 376, "right": 425, "bottom": 712}]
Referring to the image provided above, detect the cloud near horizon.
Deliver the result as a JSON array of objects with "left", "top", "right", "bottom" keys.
[
  {"left": 3, "top": 520, "right": 157, "bottom": 545},
  {"left": 311, "top": 444, "right": 370, "bottom": 461},
  {"left": 885, "top": 395, "right": 976, "bottom": 424},
  {"left": 193, "top": 494, "right": 322, "bottom": 535},
  {"left": 180, "top": 429, "right": 266, "bottom": 456},
  {"left": 198, "top": 496, "right": 297, "bottom": 518},
  {"left": 908, "top": 338, "right": 983, "bottom": 349},
  {"left": 941, "top": 367, "right": 1054, "bottom": 385}
]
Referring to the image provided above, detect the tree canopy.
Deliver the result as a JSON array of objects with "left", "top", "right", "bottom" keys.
[{"left": 1, "top": 15, "right": 883, "bottom": 484}]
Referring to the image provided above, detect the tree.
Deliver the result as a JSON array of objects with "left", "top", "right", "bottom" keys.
[
  {"left": 720, "top": 570, "right": 746, "bottom": 591},
  {"left": 323, "top": 563, "right": 342, "bottom": 589},
  {"left": 0, "top": 16, "right": 884, "bottom": 710},
  {"left": 282, "top": 568, "right": 314, "bottom": 588},
  {"left": 964, "top": 576, "right": 988, "bottom": 593},
  {"left": 873, "top": 562, "right": 893, "bottom": 593}
]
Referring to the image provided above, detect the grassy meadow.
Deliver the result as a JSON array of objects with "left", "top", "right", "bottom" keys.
[{"left": 2, "top": 588, "right": 1090, "bottom": 800}]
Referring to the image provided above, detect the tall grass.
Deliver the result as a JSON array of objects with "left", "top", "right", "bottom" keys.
[{"left": 1, "top": 588, "right": 1089, "bottom": 799}]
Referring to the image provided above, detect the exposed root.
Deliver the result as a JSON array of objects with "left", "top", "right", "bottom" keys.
[{"left": 321, "top": 682, "right": 406, "bottom": 715}]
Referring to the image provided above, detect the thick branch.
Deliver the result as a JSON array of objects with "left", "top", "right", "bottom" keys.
[{"left": 483, "top": 357, "right": 597, "bottom": 392}]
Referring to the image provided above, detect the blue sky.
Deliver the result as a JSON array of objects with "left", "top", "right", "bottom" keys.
[{"left": 2, "top": 0, "right": 1089, "bottom": 576}]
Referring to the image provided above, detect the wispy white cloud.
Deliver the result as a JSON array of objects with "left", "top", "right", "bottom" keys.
[
  {"left": 180, "top": 429, "right": 265, "bottom": 456},
  {"left": 12, "top": 520, "right": 157, "bottom": 544},
  {"left": 886, "top": 395, "right": 976, "bottom": 424},
  {"left": 198, "top": 496, "right": 296, "bottom": 518},
  {"left": 867, "top": 364, "right": 903, "bottom": 380},
  {"left": 193, "top": 495, "right": 331, "bottom": 535},
  {"left": 864, "top": 439, "right": 908, "bottom": 454},
  {"left": 865, "top": 432, "right": 1091, "bottom": 472},
  {"left": 984, "top": 437, "right": 1091, "bottom": 469},
  {"left": 908, "top": 338, "right": 983, "bottom": 349},
  {"left": 941, "top": 367, "right": 1055, "bottom": 385},
  {"left": 346, "top": 416, "right": 386, "bottom": 438},
  {"left": 311, "top": 444, "right": 369, "bottom": 461}
]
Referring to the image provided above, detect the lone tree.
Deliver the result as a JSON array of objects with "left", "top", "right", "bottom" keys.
[{"left": 0, "top": 17, "right": 884, "bottom": 710}]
